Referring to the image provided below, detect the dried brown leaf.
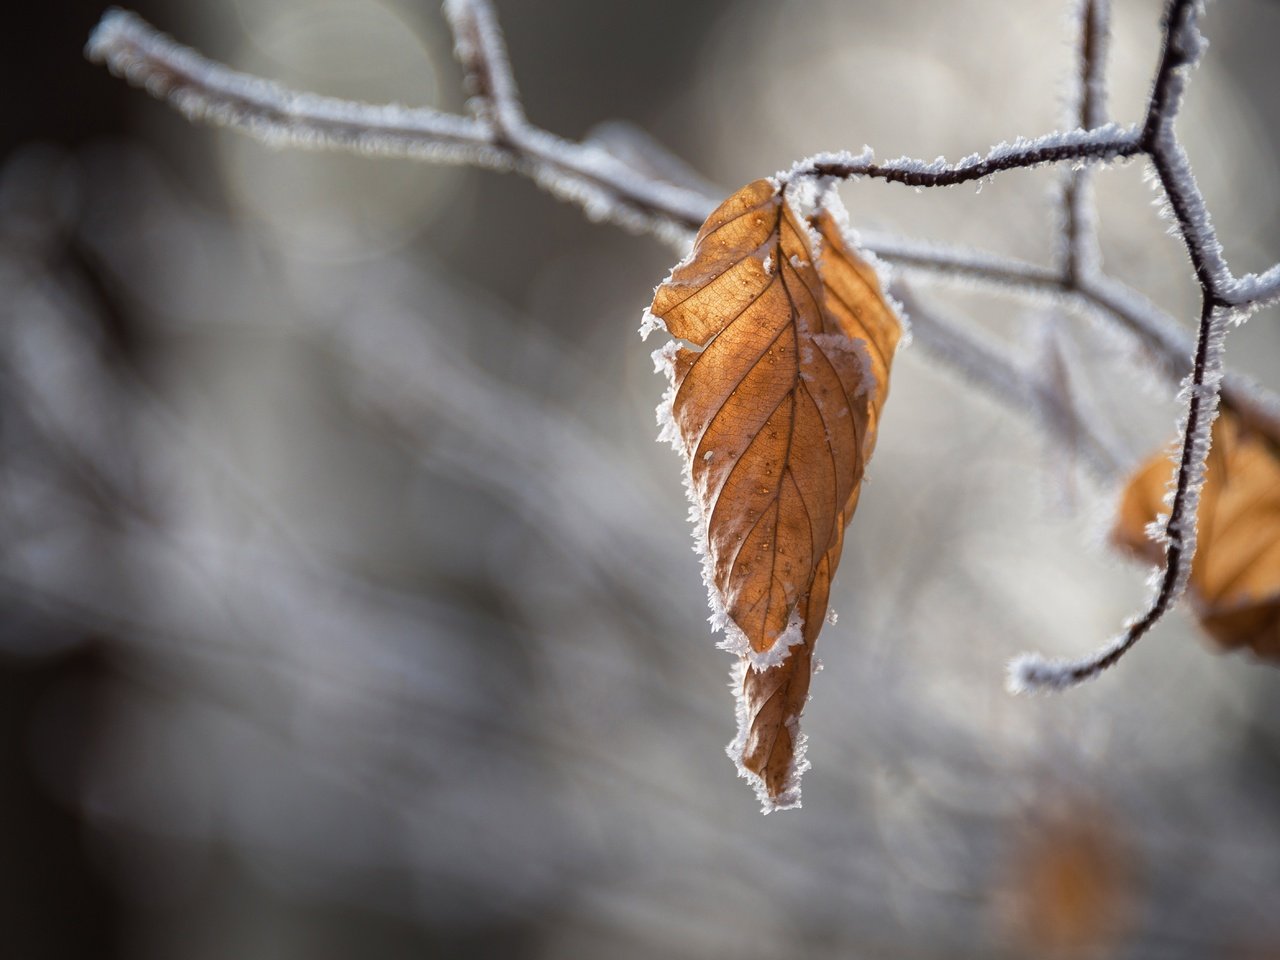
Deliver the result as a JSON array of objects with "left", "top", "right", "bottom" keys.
[
  {"left": 1113, "top": 411, "right": 1280, "bottom": 660},
  {"left": 647, "top": 179, "right": 901, "bottom": 808},
  {"left": 995, "top": 800, "right": 1134, "bottom": 955}
]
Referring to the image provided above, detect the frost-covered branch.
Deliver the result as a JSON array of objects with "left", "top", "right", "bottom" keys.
[
  {"left": 1007, "top": 0, "right": 1280, "bottom": 687},
  {"left": 87, "top": 12, "right": 501, "bottom": 164},
  {"left": 800, "top": 0, "right": 1280, "bottom": 312},
  {"left": 88, "top": 0, "right": 1280, "bottom": 691},
  {"left": 87, "top": 5, "right": 1278, "bottom": 407},
  {"left": 1077, "top": 0, "right": 1111, "bottom": 135},
  {"left": 85, "top": 9, "right": 712, "bottom": 243},
  {"left": 1078, "top": 275, "right": 1280, "bottom": 442},
  {"left": 87, "top": 1, "right": 1280, "bottom": 306},
  {"left": 442, "top": 0, "right": 525, "bottom": 135},
  {"left": 788, "top": 126, "right": 1141, "bottom": 191},
  {"left": 1011, "top": 296, "right": 1227, "bottom": 690},
  {"left": 1129, "top": 0, "right": 1280, "bottom": 310},
  {"left": 1140, "top": 0, "right": 1232, "bottom": 304},
  {"left": 1061, "top": 0, "right": 1110, "bottom": 284},
  {"left": 865, "top": 233, "right": 1280, "bottom": 441}
]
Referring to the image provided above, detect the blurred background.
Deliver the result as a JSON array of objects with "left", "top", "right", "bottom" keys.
[{"left": 4, "top": 0, "right": 1280, "bottom": 957}]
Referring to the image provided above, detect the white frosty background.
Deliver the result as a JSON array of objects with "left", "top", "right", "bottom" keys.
[{"left": 4, "top": 0, "right": 1280, "bottom": 957}]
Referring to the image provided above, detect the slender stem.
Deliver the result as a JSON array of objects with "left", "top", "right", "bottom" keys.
[
  {"left": 859, "top": 234, "right": 1280, "bottom": 441},
  {"left": 86, "top": 3, "right": 1280, "bottom": 304},
  {"left": 85, "top": 10, "right": 714, "bottom": 237},
  {"left": 1141, "top": 0, "right": 1199, "bottom": 149},
  {"left": 1141, "top": 0, "right": 1236, "bottom": 304},
  {"left": 1062, "top": 0, "right": 1110, "bottom": 285},
  {"left": 790, "top": 128, "right": 1142, "bottom": 189},
  {"left": 443, "top": 0, "right": 526, "bottom": 135},
  {"left": 1078, "top": 0, "right": 1111, "bottom": 132},
  {"left": 1011, "top": 295, "right": 1225, "bottom": 690}
]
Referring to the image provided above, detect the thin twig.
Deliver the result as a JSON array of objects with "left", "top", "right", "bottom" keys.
[
  {"left": 1009, "top": 0, "right": 1240, "bottom": 689},
  {"left": 1061, "top": 0, "right": 1110, "bottom": 284},
  {"left": 788, "top": 127, "right": 1141, "bottom": 190},
  {"left": 443, "top": 0, "right": 525, "bottom": 135},
  {"left": 1078, "top": 0, "right": 1111, "bottom": 133},
  {"left": 1010, "top": 296, "right": 1227, "bottom": 690},
  {"left": 861, "top": 233, "right": 1280, "bottom": 441},
  {"left": 86, "top": 3, "right": 1280, "bottom": 303},
  {"left": 86, "top": 0, "right": 1280, "bottom": 690},
  {"left": 85, "top": 9, "right": 712, "bottom": 241},
  {"left": 1141, "top": 0, "right": 1230, "bottom": 302}
]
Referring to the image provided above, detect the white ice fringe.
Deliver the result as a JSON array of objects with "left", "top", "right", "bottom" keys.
[
  {"left": 783, "top": 126, "right": 1139, "bottom": 189},
  {"left": 725, "top": 658, "right": 810, "bottom": 814},
  {"left": 86, "top": 10, "right": 711, "bottom": 250},
  {"left": 442, "top": 0, "right": 526, "bottom": 133},
  {"left": 87, "top": 11, "right": 508, "bottom": 166},
  {"left": 650, "top": 338, "right": 809, "bottom": 671},
  {"left": 1008, "top": 307, "right": 1230, "bottom": 693}
]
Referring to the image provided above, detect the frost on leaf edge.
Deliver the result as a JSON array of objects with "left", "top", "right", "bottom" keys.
[
  {"left": 651, "top": 335, "right": 810, "bottom": 672},
  {"left": 725, "top": 657, "right": 810, "bottom": 814},
  {"left": 644, "top": 178, "right": 903, "bottom": 812}
]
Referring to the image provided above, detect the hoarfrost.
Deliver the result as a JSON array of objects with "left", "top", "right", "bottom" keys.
[
  {"left": 725, "top": 658, "right": 810, "bottom": 814},
  {"left": 650, "top": 286, "right": 809, "bottom": 673},
  {"left": 86, "top": 10, "right": 711, "bottom": 251},
  {"left": 637, "top": 307, "right": 667, "bottom": 341},
  {"left": 87, "top": 12, "right": 508, "bottom": 167},
  {"left": 442, "top": 0, "right": 525, "bottom": 133},
  {"left": 1010, "top": 306, "right": 1230, "bottom": 693},
  {"left": 778, "top": 147, "right": 874, "bottom": 183}
]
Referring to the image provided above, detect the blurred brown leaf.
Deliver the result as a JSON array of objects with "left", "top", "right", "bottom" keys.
[
  {"left": 1113, "top": 411, "right": 1280, "bottom": 660},
  {"left": 649, "top": 180, "right": 900, "bottom": 807},
  {"left": 996, "top": 802, "right": 1134, "bottom": 957}
]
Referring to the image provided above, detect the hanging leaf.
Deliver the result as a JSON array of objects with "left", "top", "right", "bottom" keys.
[
  {"left": 1113, "top": 411, "right": 1280, "bottom": 660},
  {"left": 646, "top": 179, "right": 902, "bottom": 809}
]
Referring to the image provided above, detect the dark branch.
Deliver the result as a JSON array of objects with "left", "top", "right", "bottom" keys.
[
  {"left": 1062, "top": 0, "right": 1110, "bottom": 285},
  {"left": 1012, "top": 295, "right": 1224, "bottom": 690},
  {"left": 1141, "top": 0, "right": 1200, "bottom": 148},
  {"left": 86, "top": 0, "right": 1280, "bottom": 692},
  {"left": 789, "top": 130, "right": 1142, "bottom": 189}
]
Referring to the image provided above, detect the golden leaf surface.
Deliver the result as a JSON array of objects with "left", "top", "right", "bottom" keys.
[
  {"left": 1113, "top": 411, "right": 1280, "bottom": 660},
  {"left": 648, "top": 180, "right": 901, "bottom": 808}
]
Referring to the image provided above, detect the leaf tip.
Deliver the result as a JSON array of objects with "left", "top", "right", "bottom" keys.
[{"left": 726, "top": 660, "right": 809, "bottom": 814}]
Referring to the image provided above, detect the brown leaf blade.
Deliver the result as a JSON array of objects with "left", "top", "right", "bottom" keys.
[
  {"left": 729, "top": 522, "right": 839, "bottom": 807},
  {"left": 1113, "top": 411, "right": 1280, "bottom": 660},
  {"left": 648, "top": 179, "right": 901, "bottom": 809}
]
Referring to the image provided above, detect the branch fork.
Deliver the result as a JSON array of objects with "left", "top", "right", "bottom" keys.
[{"left": 87, "top": 0, "right": 1280, "bottom": 691}]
